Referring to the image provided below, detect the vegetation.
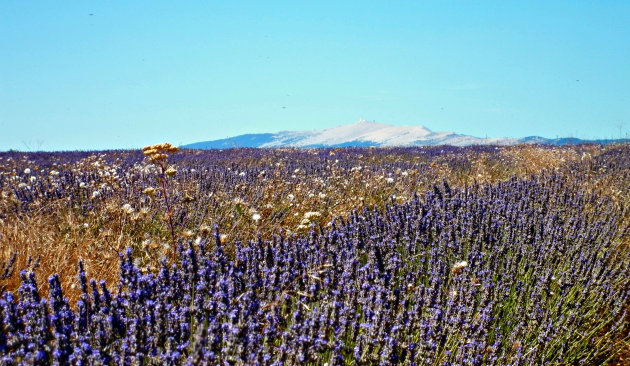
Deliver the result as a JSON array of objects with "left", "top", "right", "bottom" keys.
[{"left": 0, "top": 144, "right": 628, "bottom": 364}]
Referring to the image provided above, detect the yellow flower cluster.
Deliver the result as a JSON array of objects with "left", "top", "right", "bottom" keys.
[
  {"left": 142, "top": 143, "right": 179, "bottom": 162},
  {"left": 165, "top": 167, "right": 177, "bottom": 176}
]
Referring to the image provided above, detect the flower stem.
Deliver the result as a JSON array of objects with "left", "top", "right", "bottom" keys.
[{"left": 159, "top": 162, "right": 177, "bottom": 261}]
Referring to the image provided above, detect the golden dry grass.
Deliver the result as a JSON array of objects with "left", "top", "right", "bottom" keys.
[{"left": 1, "top": 144, "right": 628, "bottom": 307}]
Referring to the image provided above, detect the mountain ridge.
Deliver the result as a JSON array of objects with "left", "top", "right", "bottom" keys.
[{"left": 182, "top": 120, "right": 628, "bottom": 149}]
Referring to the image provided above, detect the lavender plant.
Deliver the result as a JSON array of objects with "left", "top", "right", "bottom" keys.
[{"left": 1, "top": 164, "right": 628, "bottom": 364}]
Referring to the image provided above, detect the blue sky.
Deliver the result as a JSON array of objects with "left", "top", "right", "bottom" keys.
[{"left": 1, "top": 1, "right": 629, "bottom": 151}]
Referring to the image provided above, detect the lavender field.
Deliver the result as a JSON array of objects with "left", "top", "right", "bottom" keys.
[{"left": 0, "top": 144, "right": 628, "bottom": 365}]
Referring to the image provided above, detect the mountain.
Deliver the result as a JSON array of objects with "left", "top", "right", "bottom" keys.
[{"left": 182, "top": 120, "right": 628, "bottom": 149}]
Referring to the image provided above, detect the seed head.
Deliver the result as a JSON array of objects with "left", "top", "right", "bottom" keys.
[{"left": 183, "top": 195, "right": 195, "bottom": 203}]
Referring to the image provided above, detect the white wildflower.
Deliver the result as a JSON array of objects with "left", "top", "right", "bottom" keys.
[
  {"left": 452, "top": 260, "right": 468, "bottom": 274},
  {"left": 121, "top": 203, "right": 134, "bottom": 214},
  {"left": 23, "top": 168, "right": 31, "bottom": 175},
  {"left": 199, "top": 225, "right": 212, "bottom": 234},
  {"left": 252, "top": 213, "right": 261, "bottom": 222}
]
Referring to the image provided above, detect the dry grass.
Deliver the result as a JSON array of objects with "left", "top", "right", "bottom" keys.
[{"left": 1, "top": 144, "right": 628, "bottom": 307}]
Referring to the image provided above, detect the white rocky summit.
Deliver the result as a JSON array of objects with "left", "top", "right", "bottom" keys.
[{"left": 182, "top": 120, "right": 625, "bottom": 149}]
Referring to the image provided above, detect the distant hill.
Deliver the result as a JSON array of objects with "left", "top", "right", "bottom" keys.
[{"left": 182, "top": 120, "right": 629, "bottom": 149}]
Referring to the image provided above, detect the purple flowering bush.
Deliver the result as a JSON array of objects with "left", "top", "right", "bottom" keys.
[{"left": 0, "top": 145, "right": 629, "bottom": 364}]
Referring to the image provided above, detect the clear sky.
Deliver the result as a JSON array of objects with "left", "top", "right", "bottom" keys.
[{"left": 1, "top": 1, "right": 629, "bottom": 151}]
